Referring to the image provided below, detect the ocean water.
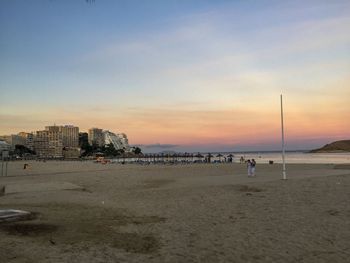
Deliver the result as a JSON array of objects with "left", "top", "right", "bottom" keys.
[
  {"left": 114, "top": 151, "right": 350, "bottom": 164},
  {"left": 232, "top": 152, "right": 350, "bottom": 164}
]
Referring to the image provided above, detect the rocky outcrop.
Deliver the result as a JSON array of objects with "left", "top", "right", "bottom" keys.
[{"left": 310, "top": 140, "right": 350, "bottom": 153}]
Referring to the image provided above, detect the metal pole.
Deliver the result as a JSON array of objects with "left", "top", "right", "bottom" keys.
[
  {"left": 1, "top": 160, "right": 3, "bottom": 177},
  {"left": 280, "top": 94, "right": 287, "bottom": 180}
]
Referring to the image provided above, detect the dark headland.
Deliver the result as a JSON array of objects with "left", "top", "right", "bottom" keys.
[{"left": 310, "top": 140, "right": 350, "bottom": 153}]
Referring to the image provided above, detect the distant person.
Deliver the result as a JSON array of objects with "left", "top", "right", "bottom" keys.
[
  {"left": 251, "top": 159, "right": 256, "bottom": 176},
  {"left": 247, "top": 160, "right": 252, "bottom": 177},
  {"left": 240, "top": 156, "right": 244, "bottom": 164}
]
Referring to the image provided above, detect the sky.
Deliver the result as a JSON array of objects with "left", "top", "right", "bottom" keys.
[{"left": 0, "top": 0, "right": 349, "bottom": 152}]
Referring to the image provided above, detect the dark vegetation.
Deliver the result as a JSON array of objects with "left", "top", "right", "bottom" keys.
[{"left": 14, "top": 145, "right": 35, "bottom": 156}]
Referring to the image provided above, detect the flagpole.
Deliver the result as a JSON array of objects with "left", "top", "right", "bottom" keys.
[{"left": 280, "top": 94, "right": 287, "bottom": 180}]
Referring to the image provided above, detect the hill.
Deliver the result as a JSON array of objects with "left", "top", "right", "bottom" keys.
[{"left": 310, "top": 140, "right": 350, "bottom": 153}]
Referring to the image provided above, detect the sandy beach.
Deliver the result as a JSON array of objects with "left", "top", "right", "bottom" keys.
[{"left": 0, "top": 161, "right": 349, "bottom": 262}]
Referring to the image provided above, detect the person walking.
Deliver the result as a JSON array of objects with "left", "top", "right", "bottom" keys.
[
  {"left": 251, "top": 159, "right": 256, "bottom": 176},
  {"left": 247, "top": 159, "right": 252, "bottom": 177}
]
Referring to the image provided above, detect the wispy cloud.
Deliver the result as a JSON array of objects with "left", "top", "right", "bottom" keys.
[{"left": 74, "top": 6, "right": 350, "bottom": 110}]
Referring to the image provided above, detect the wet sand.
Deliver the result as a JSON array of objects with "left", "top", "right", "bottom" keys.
[{"left": 0, "top": 161, "right": 349, "bottom": 262}]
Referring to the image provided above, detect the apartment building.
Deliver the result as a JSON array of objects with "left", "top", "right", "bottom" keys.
[
  {"left": 18, "top": 132, "right": 34, "bottom": 151},
  {"left": 88, "top": 128, "right": 104, "bottom": 147},
  {"left": 34, "top": 130, "right": 63, "bottom": 158},
  {"left": 45, "top": 125, "right": 79, "bottom": 147},
  {"left": 45, "top": 125, "right": 80, "bottom": 158}
]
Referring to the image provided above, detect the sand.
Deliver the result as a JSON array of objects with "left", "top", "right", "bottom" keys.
[{"left": 0, "top": 161, "right": 349, "bottom": 262}]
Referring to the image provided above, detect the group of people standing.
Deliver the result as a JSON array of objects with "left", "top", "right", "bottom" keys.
[{"left": 246, "top": 159, "right": 256, "bottom": 177}]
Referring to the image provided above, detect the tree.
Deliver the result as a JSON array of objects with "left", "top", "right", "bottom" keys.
[
  {"left": 79, "top": 134, "right": 94, "bottom": 156},
  {"left": 103, "top": 143, "right": 124, "bottom": 157},
  {"left": 14, "top": 145, "right": 35, "bottom": 156},
  {"left": 132, "top": 147, "right": 142, "bottom": 155}
]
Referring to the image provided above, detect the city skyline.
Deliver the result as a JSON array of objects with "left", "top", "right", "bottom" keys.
[
  {"left": 1, "top": 1, "right": 349, "bottom": 152},
  {"left": 0, "top": 123, "right": 131, "bottom": 158}
]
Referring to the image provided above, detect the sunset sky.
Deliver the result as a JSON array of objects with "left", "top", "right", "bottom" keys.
[{"left": 1, "top": 0, "right": 349, "bottom": 152}]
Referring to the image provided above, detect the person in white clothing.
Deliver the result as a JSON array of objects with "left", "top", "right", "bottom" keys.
[
  {"left": 247, "top": 160, "right": 252, "bottom": 177},
  {"left": 251, "top": 159, "right": 256, "bottom": 176}
]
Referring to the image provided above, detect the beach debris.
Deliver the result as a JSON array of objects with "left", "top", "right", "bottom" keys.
[
  {"left": 327, "top": 209, "right": 340, "bottom": 216},
  {"left": 0, "top": 210, "right": 32, "bottom": 223},
  {"left": 1, "top": 223, "right": 58, "bottom": 236},
  {"left": 101, "top": 201, "right": 105, "bottom": 205},
  {"left": 238, "top": 185, "right": 263, "bottom": 193},
  {"left": 49, "top": 237, "right": 56, "bottom": 245}
]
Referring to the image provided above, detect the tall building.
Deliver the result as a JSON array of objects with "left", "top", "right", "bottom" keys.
[
  {"left": 34, "top": 130, "right": 63, "bottom": 158},
  {"left": 46, "top": 125, "right": 79, "bottom": 147},
  {"left": 18, "top": 132, "right": 34, "bottom": 151},
  {"left": 103, "top": 131, "right": 130, "bottom": 151},
  {"left": 117, "top": 133, "right": 130, "bottom": 151},
  {"left": 47, "top": 130, "right": 63, "bottom": 157},
  {"left": 45, "top": 125, "right": 59, "bottom": 132},
  {"left": 88, "top": 128, "right": 104, "bottom": 147}
]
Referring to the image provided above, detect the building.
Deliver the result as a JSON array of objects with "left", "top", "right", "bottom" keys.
[
  {"left": 18, "top": 132, "right": 34, "bottom": 151},
  {"left": 34, "top": 130, "right": 63, "bottom": 158},
  {"left": 46, "top": 125, "right": 79, "bottom": 147},
  {"left": 103, "top": 131, "right": 130, "bottom": 151},
  {"left": 0, "top": 135, "right": 26, "bottom": 150},
  {"left": 117, "top": 133, "right": 130, "bottom": 151},
  {"left": 0, "top": 140, "right": 11, "bottom": 154},
  {"left": 61, "top": 125, "right": 79, "bottom": 148},
  {"left": 45, "top": 125, "right": 80, "bottom": 158},
  {"left": 88, "top": 128, "right": 104, "bottom": 147}
]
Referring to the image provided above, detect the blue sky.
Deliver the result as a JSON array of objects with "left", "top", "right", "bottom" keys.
[{"left": 1, "top": 0, "right": 349, "bottom": 152}]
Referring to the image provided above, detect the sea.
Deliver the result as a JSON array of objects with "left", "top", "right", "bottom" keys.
[
  {"left": 230, "top": 151, "right": 350, "bottom": 164},
  {"left": 139, "top": 151, "right": 350, "bottom": 164}
]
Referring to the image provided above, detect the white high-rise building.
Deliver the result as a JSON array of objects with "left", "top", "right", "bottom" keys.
[
  {"left": 117, "top": 133, "right": 130, "bottom": 151},
  {"left": 103, "top": 131, "right": 130, "bottom": 151}
]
